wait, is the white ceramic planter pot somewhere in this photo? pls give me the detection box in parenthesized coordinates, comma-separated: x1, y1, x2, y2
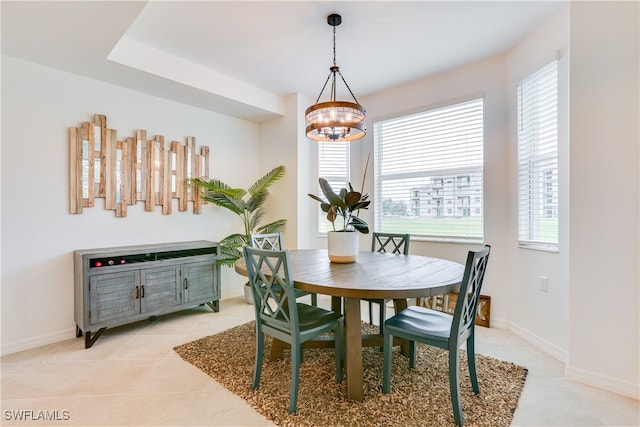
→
(244, 284, 254, 305)
(327, 231, 359, 263)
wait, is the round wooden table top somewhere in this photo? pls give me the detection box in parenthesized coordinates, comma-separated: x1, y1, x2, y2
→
(235, 249, 464, 299)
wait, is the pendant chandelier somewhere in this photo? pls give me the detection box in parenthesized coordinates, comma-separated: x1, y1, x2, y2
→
(305, 13, 366, 142)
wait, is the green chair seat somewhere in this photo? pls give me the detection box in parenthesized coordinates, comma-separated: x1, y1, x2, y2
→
(384, 305, 451, 341)
(264, 303, 342, 335)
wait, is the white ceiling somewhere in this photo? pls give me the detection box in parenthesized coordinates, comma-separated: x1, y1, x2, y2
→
(1, 1, 565, 122)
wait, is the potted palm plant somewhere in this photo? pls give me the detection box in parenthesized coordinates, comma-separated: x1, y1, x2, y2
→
(308, 177, 370, 262)
(191, 165, 287, 302)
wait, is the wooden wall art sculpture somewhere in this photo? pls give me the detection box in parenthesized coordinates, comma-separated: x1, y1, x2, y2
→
(69, 114, 209, 217)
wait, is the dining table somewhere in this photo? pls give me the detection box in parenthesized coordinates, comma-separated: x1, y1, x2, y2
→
(235, 248, 464, 401)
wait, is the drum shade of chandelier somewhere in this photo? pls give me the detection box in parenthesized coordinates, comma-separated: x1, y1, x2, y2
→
(305, 13, 366, 142)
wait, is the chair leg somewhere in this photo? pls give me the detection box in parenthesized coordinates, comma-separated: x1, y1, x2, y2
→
(368, 301, 374, 325)
(377, 300, 386, 351)
(449, 348, 463, 426)
(467, 333, 480, 394)
(409, 340, 417, 368)
(253, 329, 264, 390)
(331, 296, 342, 314)
(382, 329, 392, 393)
(289, 344, 301, 414)
(378, 299, 386, 333)
(335, 321, 344, 382)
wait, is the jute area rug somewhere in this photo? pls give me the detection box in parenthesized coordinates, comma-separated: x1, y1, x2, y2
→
(174, 321, 527, 427)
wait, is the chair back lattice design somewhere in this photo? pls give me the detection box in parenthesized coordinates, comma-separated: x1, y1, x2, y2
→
(372, 232, 410, 255)
(250, 232, 283, 251)
(451, 245, 491, 343)
(244, 246, 297, 332)
(251, 232, 317, 306)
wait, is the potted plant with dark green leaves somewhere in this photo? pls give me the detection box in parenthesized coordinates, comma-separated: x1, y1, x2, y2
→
(308, 177, 370, 263)
(191, 165, 287, 302)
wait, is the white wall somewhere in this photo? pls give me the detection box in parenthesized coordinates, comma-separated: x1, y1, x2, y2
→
(1, 56, 261, 354)
(259, 93, 312, 250)
(567, 1, 639, 399)
(505, 6, 570, 362)
(295, 93, 315, 250)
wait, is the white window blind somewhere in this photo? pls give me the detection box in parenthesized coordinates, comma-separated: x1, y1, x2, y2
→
(317, 142, 349, 233)
(373, 98, 484, 241)
(517, 61, 558, 249)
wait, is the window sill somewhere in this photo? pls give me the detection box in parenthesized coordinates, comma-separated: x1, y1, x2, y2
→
(518, 242, 559, 253)
(412, 236, 484, 245)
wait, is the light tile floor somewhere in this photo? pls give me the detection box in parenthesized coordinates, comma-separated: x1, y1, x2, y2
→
(1, 296, 638, 426)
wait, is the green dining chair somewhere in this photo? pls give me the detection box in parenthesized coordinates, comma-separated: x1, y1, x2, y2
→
(382, 245, 491, 426)
(250, 232, 317, 306)
(366, 232, 410, 332)
(243, 246, 344, 414)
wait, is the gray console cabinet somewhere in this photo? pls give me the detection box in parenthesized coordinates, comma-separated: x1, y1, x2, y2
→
(75, 241, 220, 348)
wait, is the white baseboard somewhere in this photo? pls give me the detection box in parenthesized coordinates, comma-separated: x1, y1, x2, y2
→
(487, 316, 508, 330)
(1, 296, 245, 357)
(504, 319, 569, 364)
(1, 328, 77, 356)
(502, 319, 639, 400)
(566, 364, 640, 400)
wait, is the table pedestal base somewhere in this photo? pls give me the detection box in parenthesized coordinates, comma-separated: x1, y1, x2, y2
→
(269, 297, 410, 402)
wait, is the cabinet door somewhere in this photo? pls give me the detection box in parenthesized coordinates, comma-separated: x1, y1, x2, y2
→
(140, 266, 181, 313)
(183, 261, 217, 303)
(90, 271, 139, 326)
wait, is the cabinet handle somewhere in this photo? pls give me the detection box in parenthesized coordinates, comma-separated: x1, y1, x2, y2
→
(135, 286, 140, 299)
(141, 285, 145, 298)
(184, 278, 188, 290)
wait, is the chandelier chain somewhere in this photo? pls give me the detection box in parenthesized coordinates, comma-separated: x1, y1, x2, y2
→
(314, 72, 333, 104)
(338, 70, 361, 105)
(333, 25, 337, 67)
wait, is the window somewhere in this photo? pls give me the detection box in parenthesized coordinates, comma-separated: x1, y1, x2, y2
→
(317, 141, 349, 233)
(373, 98, 484, 241)
(517, 61, 558, 250)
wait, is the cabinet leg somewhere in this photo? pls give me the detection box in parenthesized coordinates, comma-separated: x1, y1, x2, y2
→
(206, 300, 219, 312)
(76, 325, 83, 338)
(84, 327, 107, 349)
